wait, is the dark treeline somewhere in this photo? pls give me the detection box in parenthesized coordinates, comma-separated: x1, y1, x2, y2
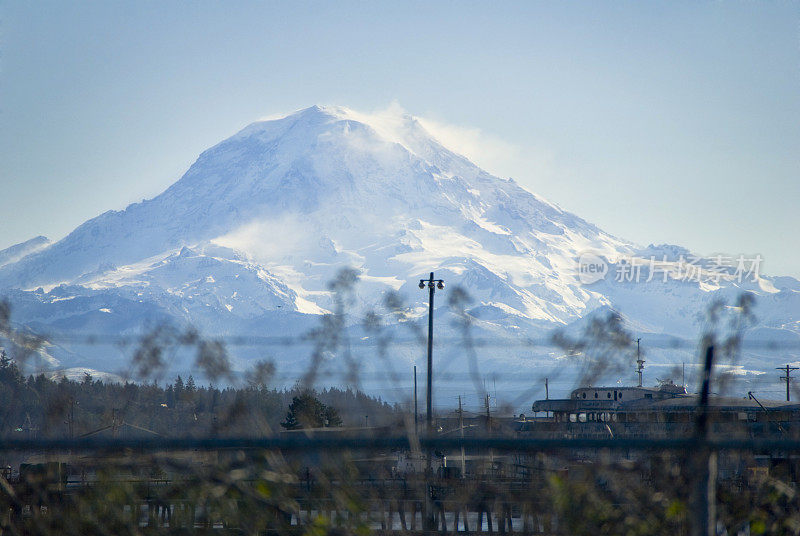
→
(0, 351, 400, 439)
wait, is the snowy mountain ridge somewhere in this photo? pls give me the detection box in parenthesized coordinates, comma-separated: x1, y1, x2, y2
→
(0, 105, 798, 381)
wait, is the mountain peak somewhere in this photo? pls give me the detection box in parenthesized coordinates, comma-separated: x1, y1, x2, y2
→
(234, 104, 435, 159)
(0, 104, 609, 290)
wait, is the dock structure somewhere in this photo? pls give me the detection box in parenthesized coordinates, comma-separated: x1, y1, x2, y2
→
(529, 383, 800, 439)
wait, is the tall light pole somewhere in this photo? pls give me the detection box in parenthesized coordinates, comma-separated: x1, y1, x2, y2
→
(419, 272, 444, 433)
(419, 272, 444, 532)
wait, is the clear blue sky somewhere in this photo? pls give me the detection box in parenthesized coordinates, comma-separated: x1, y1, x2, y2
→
(2, 1, 798, 276)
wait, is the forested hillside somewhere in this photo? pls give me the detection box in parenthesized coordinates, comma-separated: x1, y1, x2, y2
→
(0, 350, 399, 439)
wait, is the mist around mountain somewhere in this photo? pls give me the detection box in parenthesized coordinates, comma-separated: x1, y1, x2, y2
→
(1, 106, 798, 402)
(0, 236, 50, 269)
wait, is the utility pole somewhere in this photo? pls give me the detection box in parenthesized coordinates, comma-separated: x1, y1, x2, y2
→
(682, 362, 686, 391)
(418, 272, 444, 433)
(65, 397, 76, 439)
(413, 365, 418, 435)
(485, 394, 494, 465)
(636, 338, 644, 387)
(778, 365, 799, 402)
(545, 378, 549, 400)
(458, 395, 466, 478)
(485, 393, 491, 433)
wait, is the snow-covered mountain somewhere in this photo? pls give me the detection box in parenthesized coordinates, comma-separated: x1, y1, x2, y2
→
(1, 105, 798, 392)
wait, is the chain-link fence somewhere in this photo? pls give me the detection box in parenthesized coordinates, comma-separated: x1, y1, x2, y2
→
(3, 435, 800, 535)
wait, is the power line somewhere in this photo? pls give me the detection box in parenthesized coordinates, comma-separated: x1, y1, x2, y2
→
(4, 332, 799, 350)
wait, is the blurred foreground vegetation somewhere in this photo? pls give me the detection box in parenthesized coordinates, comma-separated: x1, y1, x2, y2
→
(1, 283, 799, 535)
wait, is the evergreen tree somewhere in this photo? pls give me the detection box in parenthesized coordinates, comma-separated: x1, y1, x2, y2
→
(0, 349, 21, 384)
(323, 405, 343, 427)
(281, 393, 342, 430)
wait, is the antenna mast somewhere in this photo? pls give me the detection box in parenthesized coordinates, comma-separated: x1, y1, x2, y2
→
(636, 338, 644, 387)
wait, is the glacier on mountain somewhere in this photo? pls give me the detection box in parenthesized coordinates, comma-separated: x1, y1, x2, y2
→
(0, 105, 797, 402)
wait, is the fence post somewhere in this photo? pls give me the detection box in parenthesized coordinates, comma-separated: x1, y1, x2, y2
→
(691, 342, 717, 536)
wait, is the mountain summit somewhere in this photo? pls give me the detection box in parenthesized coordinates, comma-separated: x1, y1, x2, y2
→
(1, 105, 798, 380)
(0, 105, 625, 321)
